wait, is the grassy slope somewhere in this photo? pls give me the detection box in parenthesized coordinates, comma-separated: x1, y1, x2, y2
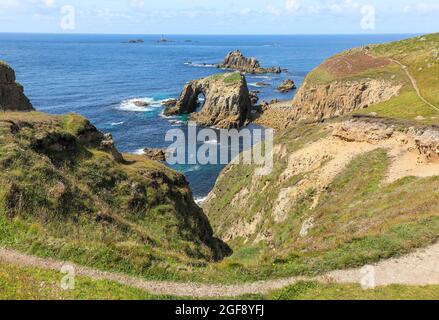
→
(0, 262, 168, 300)
(0, 111, 227, 282)
(202, 123, 439, 283)
(199, 34, 439, 283)
(358, 33, 439, 122)
(267, 282, 439, 300)
(304, 33, 439, 124)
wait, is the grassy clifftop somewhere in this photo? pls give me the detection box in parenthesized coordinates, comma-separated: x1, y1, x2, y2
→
(257, 33, 439, 129)
(0, 111, 229, 281)
(305, 33, 439, 123)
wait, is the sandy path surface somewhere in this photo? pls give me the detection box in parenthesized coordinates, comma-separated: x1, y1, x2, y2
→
(1, 243, 438, 297)
(389, 57, 439, 113)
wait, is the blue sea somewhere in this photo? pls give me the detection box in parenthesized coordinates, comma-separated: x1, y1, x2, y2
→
(0, 33, 412, 200)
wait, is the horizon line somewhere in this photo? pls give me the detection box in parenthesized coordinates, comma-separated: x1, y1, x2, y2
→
(0, 31, 425, 37)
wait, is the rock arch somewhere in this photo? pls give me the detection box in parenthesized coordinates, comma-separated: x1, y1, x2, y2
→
(164, 72, 252, 129)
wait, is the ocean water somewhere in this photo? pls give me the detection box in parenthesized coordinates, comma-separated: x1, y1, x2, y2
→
(0, 33, 412, 199)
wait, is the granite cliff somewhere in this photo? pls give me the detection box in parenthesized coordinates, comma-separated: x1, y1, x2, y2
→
(164, 72, 252, 129)
(0, 62, 230, 281)
(0, 62, 34, 112)
(218, 50, 281, 74)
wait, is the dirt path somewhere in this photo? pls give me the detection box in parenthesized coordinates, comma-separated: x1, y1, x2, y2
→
(1, 243, 439, 297)
(390, 58, 439, 113)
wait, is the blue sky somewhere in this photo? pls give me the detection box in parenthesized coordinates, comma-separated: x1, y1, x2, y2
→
(0, 0, 438, 34)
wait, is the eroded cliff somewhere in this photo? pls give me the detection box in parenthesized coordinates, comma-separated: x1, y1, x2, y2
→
(218, 50, 281, 74)
(0, 62, 34, 112)
(164, 72, 252, 129)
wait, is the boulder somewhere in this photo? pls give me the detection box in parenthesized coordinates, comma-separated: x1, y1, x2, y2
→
(218, 50, 281, 74)
(249, 91, 259, 105)
(128, 39, 144, 43)
(161, 99, 177, 108)
(143, 148, 167, 161)
(277, 79, 297, 93)
(164, 72, 252, 129)
(132, 100, 150, 107)
(0, 62, 34, 112)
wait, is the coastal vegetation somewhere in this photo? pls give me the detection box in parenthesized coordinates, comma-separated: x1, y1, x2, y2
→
(1, 33, 439, 299)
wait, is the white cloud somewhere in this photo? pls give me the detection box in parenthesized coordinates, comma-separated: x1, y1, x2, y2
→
(129, 0, 144, 9)
(239, 8, 251, 16)
(328, 0, 361, 14)
(414, 2, 439, 14)
(285, 0, 301, 13)
(266, 4, 280, 16)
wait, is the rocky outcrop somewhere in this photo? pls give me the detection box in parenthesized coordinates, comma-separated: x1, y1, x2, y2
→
(249, 91, 259, 105)
(164, 72, 252, 129)
(256, 78, 402, 129)
(143, 148, 167, 161)
(277, 79, 297, 93)
(161, 99, 177, 108)
(128, 39, 144, 43)
(334, 118, 439, 163)
(218, 50, 281, 74)
(288, 79, 402, 124)
(0, 111, 231, 266)
(0, 62, 34, 112)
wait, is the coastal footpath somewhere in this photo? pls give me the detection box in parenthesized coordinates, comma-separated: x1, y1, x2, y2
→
(1, 33, 439, 299)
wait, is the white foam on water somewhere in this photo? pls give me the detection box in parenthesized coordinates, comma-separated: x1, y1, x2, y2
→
(184, 165, 202, 173)
(185, 62, 216, 68)
(195, 196, 208, 205)
(110, 122, 124, 126)
(133, 148, 145, 155)
(169, 120, 185, 126)
(249, 82, 264, 88)
(117, 97, 167, 112)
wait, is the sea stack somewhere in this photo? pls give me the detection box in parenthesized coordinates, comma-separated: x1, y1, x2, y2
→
(218, 50, 281, 74)
(277, 79, 297, 93)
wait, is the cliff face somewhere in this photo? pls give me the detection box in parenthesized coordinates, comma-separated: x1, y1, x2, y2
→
(218, 50, 281, 74)
(0, 112, 230, 272)
(203, 34, 439, 278)
(255, 49, 411, 129)
(0, 62, 34, 112)
(165, 72, 252, 129)
(0, 64, 230, 279)
(204, 117, 439, 271)
(289, 79, 402, 123)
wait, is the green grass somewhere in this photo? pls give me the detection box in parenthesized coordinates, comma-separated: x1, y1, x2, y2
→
(268, 282, 439, 300)
(0, 262, 176, 300)
(0, 111, 228, 284)
(3, 262, 439, 300)
(301, 33, 439, 124)
(223, 72, 243, 84)
(200, 123, 439, 283)
(354, 89, 439, 122)
(371, 33, 439, 107)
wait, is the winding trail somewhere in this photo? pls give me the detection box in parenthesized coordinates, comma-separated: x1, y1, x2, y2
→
(390, 58, 439, 113)
(1, 244, 439, 297)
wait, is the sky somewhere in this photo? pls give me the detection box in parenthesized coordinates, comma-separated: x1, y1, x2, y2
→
(0, 0, 438, 34)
